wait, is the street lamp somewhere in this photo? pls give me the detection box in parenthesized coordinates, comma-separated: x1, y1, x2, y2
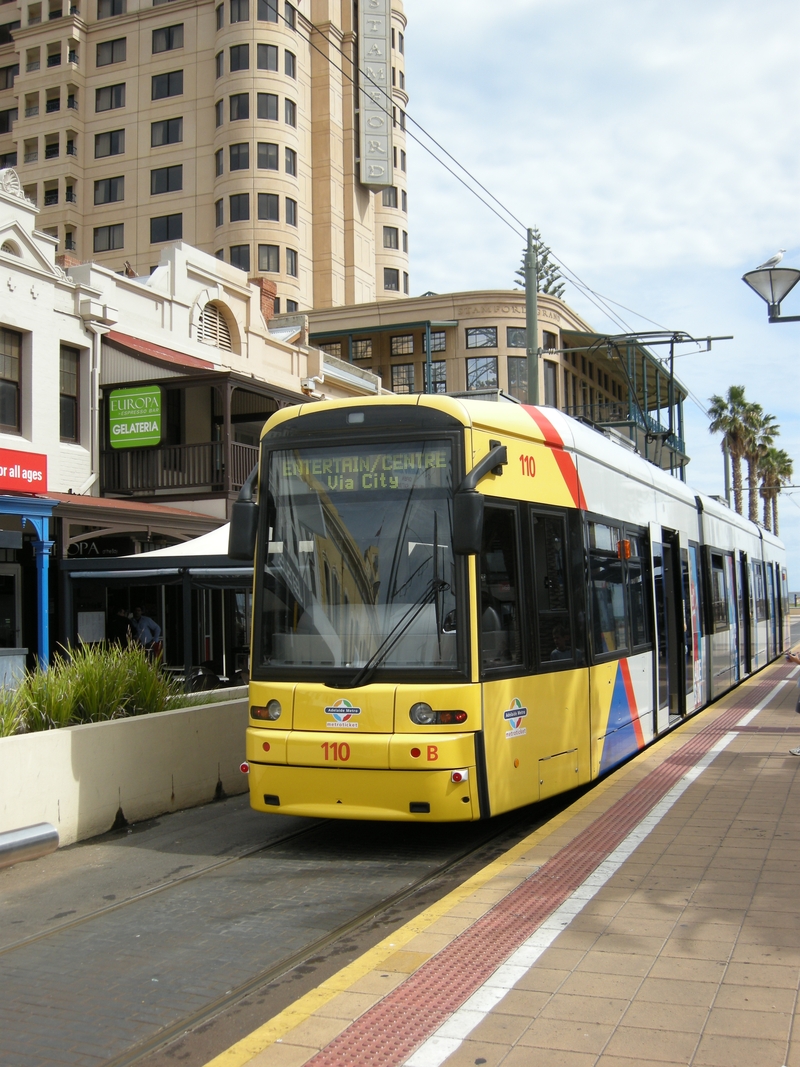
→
(742, 266, 800, 323)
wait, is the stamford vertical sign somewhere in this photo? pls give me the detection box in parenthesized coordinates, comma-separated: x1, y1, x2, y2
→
(109, 386, 163, 448)
(358, 0, 393, 188)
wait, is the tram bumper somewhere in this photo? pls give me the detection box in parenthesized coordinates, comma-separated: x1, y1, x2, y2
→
(245, 728, 478, 821)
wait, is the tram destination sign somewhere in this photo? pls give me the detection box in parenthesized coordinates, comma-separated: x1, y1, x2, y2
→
(282, 446, 451, 493)
(358, 0, 393, 188)
(109, 385, 163, 449)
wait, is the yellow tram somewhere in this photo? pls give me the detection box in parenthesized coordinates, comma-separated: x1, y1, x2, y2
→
(229, 395, 789, 821)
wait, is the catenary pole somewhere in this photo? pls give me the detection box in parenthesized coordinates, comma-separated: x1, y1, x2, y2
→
(525, 228, 539, 405)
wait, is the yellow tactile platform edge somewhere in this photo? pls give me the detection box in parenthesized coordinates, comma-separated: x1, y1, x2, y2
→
(204, 672, 775, 1067)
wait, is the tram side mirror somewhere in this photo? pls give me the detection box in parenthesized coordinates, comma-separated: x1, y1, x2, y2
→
(453, 490, 484, 555)
(229, 465, 260, 561)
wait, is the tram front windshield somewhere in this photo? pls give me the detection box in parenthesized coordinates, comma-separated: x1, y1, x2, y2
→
(256, 440, 459, 678)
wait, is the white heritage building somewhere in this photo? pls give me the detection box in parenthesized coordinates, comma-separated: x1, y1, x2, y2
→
(0, 167, 381, 673)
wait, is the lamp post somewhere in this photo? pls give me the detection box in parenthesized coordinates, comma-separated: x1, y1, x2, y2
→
(742, 266, 800, 322)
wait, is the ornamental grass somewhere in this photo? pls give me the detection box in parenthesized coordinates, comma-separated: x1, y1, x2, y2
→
(0, 644, 188, 737)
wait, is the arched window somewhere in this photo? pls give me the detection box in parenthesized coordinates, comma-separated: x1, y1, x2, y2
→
(197, 301, 233, 351)
(1, 240, 20, 256)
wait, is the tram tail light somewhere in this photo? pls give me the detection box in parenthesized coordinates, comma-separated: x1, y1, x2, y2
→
(240, 762, 250, 774)
(451, 769, 469, 783)
(409, 702, 468, 725)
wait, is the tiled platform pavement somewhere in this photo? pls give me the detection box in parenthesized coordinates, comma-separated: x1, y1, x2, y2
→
(206, 660, 800, 1067)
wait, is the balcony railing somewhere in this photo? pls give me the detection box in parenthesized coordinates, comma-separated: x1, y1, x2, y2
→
(45, 98, 60, 112)
(565, 401, 685, 457)
(101, 441, 258, 494)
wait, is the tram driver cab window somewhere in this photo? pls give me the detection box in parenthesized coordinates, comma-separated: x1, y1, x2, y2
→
(479, 505, 523, 671)
(531, 511, 580, 667)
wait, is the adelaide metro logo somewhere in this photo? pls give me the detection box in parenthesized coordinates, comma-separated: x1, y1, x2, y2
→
(323, 698, 361, 729)
(504, 697, 528, 739)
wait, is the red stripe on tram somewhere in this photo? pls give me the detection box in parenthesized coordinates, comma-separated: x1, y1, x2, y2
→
(522, 405, 587, 510)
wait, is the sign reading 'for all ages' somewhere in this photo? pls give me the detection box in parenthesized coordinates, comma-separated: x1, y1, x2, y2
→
(109, 386, 163, 449)
(0, 448, 47, 492)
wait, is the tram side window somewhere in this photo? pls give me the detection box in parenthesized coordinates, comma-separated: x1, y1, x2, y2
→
(708, 551, 730, 632)
(627, 534, 649, 649)
(531, 511, 576, 666)
(752, 561, 767, 621)
(589, 521, 627, 657)
(479, 506, 523, 671)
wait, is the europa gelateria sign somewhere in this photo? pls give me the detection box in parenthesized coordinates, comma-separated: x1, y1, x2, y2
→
(109, 385, 163, 449)
(0, 449, 47, 492)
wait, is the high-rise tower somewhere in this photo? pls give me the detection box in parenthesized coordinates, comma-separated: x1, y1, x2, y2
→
(0, 0, 409, 310)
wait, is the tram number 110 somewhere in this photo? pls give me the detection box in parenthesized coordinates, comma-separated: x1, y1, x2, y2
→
(321, 741, 350, 761)
(520, 455, 536, 478)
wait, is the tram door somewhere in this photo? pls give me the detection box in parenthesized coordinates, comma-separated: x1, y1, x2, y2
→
(738, 553, 752, 676)
(650, 525, 684, 731)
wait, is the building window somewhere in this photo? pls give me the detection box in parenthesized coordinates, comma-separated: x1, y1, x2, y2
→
(215, 3, 223, 28)
(95, 82, 125, 111)
(257, 141, 278, 169)
(382, 186, 397, 208)
(258, 192, 278, 221)
(423, 330, 446, 353)
(424, 361, 447, 394)
(93, 223, 123, 252)
(230, 244, 250, 271)
(214, 148, 223, 175)
(97, 0, 124, 17)
(319, 342, 341, 358)
(257, 43, 277, 70)
(257, 92, 277, 120)
(94, 175, 124, 203)
(403, 272, 409, 294)
(229, 142, 249, 169)
(466, 356, 498, 390)
(507, 357, 527, 402)
(150, 212, 182, 242)
(400, 149, 406, 172)
(507, 327, 526, 348)
(543, 330, 558, 350)
(401, 189, 407, 211)
(229, 193, 249, 221)
(230, 92, 249, 120)
(257, 0, 277, 20)
(543, 359, 557, 406)
(284, 50, 295, 77)
(94, 129, 124, 157)
(391, 364, 414, 394)
(151, 70, 183, 99)
(285, 197, 297, 226)
(352, 338, 372, 359)
(286, 300, 298, 312)
(198, 302, 232, 350)
(286, 248, 297, 276)
(383, 226, 398, 249)
(230, 0, 248, 20)
(402, 230, 408, 253)
(229, 43, 248, 70)
(390, 334, 413, 356)
(152, 24, 183, 53)
(258, 243, 279, 272)
(0, 328, 21, 432)
(60, 345, 79, 441)
(215, 50, 223, 77)
(284, 2, 295, 29)
(215, 199, 223, 226)
(466, 326, 497, 349)
(215, 99, 223, 126)
(284, 98, 296, 126)
(150, 164, 182, 194)
(384, 268, 400, 291)
(151, 117, 182, 145)
(96, 37, 125, 65)
(285, 147, 297, 175)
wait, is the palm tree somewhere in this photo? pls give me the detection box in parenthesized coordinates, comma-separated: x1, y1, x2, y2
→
(743, 404, 778, 524)
(707, 386, 749, 515)
(759, 447, 794, 536)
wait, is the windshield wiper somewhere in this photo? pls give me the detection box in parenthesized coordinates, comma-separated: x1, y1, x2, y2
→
(330, 578, 450, 690)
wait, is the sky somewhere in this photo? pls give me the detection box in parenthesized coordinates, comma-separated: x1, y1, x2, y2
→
(401, 0, 800, 584)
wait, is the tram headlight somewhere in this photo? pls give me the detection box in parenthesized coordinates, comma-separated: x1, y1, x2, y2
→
(410, 702, 437, 725)
(251, 699, 282, 721)
(409, 704, 468, 726)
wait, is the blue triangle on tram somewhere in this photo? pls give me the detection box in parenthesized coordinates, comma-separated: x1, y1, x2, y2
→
(599, 664, 638, 774)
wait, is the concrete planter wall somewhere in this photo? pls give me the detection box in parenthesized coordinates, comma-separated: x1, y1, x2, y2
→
(0, 694, 249, 847)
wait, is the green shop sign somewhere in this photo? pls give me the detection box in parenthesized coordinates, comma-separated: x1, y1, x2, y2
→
(109, 386, 163, 449)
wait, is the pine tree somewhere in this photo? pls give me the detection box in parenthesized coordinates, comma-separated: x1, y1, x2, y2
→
(514, 228, 566, 299)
